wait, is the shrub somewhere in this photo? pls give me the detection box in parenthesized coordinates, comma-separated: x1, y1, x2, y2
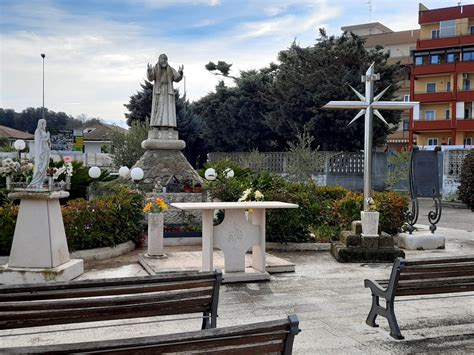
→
(458, 150, 474, 210)
(63, 186, 144, 251)
(333, 192, 363, 228)
(0, 203, 18, 255)
(374, 191, 409, 235)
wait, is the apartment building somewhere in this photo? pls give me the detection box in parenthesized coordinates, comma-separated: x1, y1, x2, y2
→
(410, 3, 474, 148)
(342, 22, 419, 151)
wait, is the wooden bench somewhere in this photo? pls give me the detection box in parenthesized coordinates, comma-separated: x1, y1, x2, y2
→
(0, 270, 221, 330)
(364, 256, 474, 339)
(6, 315, 301, 354)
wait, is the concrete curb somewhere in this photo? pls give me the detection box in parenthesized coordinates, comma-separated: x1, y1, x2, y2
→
(71, 241, 135, 262)
(266, 242, 331, 251)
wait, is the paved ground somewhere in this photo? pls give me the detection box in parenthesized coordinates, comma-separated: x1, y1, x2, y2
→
(1, 205, 473, 354)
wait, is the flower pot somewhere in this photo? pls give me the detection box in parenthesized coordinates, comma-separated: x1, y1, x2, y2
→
(361, 211, 379, 236)
(48, 177, 54, 191)
(148, 213, 164, 256)
(183, 185, 193, 193)
(194, 185, 202, 193)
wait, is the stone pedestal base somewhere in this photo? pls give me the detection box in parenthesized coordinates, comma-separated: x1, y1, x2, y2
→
(398, 232, 445, 250)
(134, 149, 202, 192)
(331, 220, 404, 263)
(222, 269, 270, 283)
(7, 191, 72, 268)
(0, 259, 84, 284)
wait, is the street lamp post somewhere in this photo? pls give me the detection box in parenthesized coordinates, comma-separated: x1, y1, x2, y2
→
(41, 53, 45, 120)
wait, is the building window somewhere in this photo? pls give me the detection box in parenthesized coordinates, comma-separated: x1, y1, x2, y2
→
(402, 120, 409, 131)
(447, 137, 452, 145)
(447, 53, 455, 63)
(430, 55, 440, 64)
(447, 81, 451, 91)
(463, 51, 474, 61)
(471, 26, 474, 35)
(445, 109, 450, 120)
(415, 56, 423, 65)
(426, 83, 436, 93)
(403, 94, 410, 102)
(465, 102, 472, 119)
(465, 137, 473, 145)
(425, 110, 435, 120)
(463, 79, 471, 91)
(427, 138, 438, 146)
(440, 20, 456, 38)
(432, 29, 440, 39)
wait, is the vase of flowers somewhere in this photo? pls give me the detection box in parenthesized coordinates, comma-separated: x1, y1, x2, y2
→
(361, 198, 379, 236)
(238, 188, 264, 223)
(144, 197, 168, 257)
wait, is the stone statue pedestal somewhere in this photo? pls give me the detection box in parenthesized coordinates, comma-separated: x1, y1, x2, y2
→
(134, 127, 202, 192)
(0, 191, 84, 284)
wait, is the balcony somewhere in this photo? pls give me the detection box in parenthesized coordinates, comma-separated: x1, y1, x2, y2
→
(417, 34, 474, 49)
(457, 88, 474, 101)
(457, 118, 474, 130)
(413, 120, 452, 131)
(413, 63, 456, 75)
(413, 90, 454, 102)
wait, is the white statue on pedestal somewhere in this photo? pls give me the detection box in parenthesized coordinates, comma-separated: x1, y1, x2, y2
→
(147, 54, 183, 128)
(28, 119, 50, 189)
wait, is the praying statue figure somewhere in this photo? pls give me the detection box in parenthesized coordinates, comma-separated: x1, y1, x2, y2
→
(28, 119, 50, 189)
(147, 54, 183, 128)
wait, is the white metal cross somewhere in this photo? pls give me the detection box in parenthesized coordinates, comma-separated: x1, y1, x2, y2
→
(323, 63, 419, 211)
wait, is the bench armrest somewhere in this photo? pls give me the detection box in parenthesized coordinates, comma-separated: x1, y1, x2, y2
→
(364, 279, 387, 297)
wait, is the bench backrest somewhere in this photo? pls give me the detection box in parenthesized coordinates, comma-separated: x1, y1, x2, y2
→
(392, 256, 474, 297)
(0, 271, 221, 330)
(7, 315, 301, 354)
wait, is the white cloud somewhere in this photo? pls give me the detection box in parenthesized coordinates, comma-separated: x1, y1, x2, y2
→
(132, 0, 221, 8)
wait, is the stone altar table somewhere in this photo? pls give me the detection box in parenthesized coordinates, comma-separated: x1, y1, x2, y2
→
(171, 201, 298, 282)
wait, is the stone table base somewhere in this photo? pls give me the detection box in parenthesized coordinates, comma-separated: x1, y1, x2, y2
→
(398, 232, 446, 250)
(0, 259, 83, 285)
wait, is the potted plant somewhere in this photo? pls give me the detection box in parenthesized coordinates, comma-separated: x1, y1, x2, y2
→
(194, 183, 202, 193)
(182, 178, 193, 193)
(360, 197, 379, 236)
(143, 197, 168, 256)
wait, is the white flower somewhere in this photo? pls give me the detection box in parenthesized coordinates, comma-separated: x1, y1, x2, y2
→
(254, 190, 264, 201)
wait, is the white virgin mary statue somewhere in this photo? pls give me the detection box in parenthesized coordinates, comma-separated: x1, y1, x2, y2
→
(28, 119, 50, 189)
(147, 54, 183, 128)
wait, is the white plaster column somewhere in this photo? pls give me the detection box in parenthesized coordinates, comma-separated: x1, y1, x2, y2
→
(251, 208, 266, 273)
(147, 213, 164, 256)
(201, 209, 214, 271)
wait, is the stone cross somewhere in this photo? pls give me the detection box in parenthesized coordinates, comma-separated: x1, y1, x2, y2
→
(324, 63, 419, 211)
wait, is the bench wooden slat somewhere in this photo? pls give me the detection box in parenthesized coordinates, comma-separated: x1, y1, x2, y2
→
(5, 316, 300, 354)
(0, 280, 215, 302)
(396, 283, 474, 296)
(0, 271, 219, 294)
(399, 270, 473, 280)
(397, 275, 474, 288)
(0, 298, 212, 329)
(0, 289, 213, 312)
(403, 256, 474, 266)
(401, 263, 474, 274)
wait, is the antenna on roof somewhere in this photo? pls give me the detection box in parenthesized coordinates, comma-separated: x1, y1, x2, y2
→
(367, 0, 373, 35)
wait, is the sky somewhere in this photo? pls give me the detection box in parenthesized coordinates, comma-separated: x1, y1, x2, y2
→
(0, 0, 465, 126)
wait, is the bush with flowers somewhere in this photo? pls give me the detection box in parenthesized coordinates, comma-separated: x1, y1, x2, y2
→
(238, 188, 264, 202)
(205, 159, 409, 243)
(0, 186, 144, 255)
(143, 197, 168, 214)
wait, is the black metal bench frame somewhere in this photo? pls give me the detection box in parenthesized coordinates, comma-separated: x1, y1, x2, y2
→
(0, 270, 222, 331)
(364, 256, 474, 339)
(5, 315, 300, 354)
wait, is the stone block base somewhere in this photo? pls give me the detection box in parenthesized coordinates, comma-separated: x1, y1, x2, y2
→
(331, 241, 405, 263)
(222, 269, 270, 283)
(0, 259, 84, 285)
(398, 232, 445, 250)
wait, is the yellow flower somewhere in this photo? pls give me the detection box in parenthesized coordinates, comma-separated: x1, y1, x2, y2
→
(143, 202, 153, 213)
